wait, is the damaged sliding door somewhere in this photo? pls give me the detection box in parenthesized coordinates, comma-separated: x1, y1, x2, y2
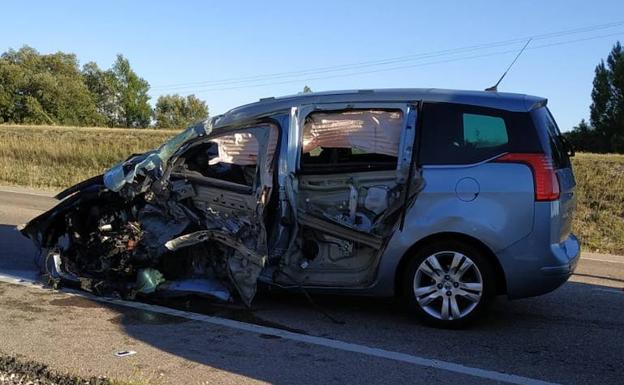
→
(278, 103, 423, 287)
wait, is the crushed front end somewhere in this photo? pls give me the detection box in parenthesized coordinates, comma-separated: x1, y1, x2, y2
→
(19, 120, 274, 306)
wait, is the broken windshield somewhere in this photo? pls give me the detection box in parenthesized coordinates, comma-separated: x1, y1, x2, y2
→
(104, 121, 208, 192)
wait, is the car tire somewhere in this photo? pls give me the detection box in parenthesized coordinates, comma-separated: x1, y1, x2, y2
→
(403, 240, 496, 328)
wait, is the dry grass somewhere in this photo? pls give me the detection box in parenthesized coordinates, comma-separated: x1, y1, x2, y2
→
(1, 125, 623, 254)
(571, 153, 624, 255)
(0, 124, 178, 189)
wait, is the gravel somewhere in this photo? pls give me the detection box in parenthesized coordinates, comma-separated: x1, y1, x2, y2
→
(0, 356, 113, 385)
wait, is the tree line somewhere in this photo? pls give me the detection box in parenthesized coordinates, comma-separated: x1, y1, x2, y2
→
(0, 46, 208, 129)
(564, 41, 624, 153)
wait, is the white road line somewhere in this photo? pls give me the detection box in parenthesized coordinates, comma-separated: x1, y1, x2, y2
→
(0, 188, 56, 198)
(592, 288, 624, 295)
(0, 272, 41, 285)
(0, 272, 561, 385)
(582, 256, 624, 264)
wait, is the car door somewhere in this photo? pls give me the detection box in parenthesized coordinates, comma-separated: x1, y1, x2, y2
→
(277, 103, 423, 287)
(164, 123, 279, 304)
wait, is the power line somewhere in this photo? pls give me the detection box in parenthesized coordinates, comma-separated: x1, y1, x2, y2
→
(154, 20, 624, 89)
(151, 20, 624, 91)
(181, 31, 624, 93)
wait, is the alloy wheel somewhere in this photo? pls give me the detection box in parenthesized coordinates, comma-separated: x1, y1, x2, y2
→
(412, 251, 483, 321)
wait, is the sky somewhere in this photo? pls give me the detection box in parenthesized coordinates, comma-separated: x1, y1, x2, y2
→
(1, 0, 623, 131)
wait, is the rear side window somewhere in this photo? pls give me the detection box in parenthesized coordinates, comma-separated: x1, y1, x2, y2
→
(420, 102, 541, 165)
(462, 113, 508, 148)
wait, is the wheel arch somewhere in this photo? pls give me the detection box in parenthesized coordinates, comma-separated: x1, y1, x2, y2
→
(393, 232, 507, 297)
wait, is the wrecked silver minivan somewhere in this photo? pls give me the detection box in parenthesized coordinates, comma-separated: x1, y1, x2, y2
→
(21, 89, 580, 327)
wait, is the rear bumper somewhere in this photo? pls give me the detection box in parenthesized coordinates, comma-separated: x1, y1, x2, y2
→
(499, 233, 581, 299)
(540, 233, 580, 276)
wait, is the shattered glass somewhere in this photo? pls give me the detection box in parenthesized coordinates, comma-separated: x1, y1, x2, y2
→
(104, 121, 207, 193)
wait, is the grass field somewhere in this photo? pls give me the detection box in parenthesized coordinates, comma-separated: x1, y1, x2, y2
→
(570, 153, 624, 255)
(1, 124, 623, 255)
(0, 124, 177, 189)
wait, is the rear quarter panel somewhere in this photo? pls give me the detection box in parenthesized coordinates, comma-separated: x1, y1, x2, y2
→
(373, 162, 535, 295)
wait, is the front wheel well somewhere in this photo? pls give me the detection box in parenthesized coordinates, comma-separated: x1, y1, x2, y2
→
(394, 232, 507, 296)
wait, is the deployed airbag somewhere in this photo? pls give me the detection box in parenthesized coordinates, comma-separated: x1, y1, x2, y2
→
(302, 110, 403, 156)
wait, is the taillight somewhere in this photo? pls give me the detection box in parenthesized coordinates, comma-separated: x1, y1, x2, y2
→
(494, 153, 560, 201)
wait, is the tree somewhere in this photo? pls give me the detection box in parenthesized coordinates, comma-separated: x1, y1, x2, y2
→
(82, 62, 122, 127)
(589, 41, 624, 152)
(0, 47, 155, 128)
(111, 55, 151, 128)
(302, 85, 313, 93)
(154, 94, 209, 129)
(0, 46, 103, 125)
(563, 119, 603, 153)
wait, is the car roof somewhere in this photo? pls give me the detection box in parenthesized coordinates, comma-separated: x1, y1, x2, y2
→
(212, 88, 547, 128)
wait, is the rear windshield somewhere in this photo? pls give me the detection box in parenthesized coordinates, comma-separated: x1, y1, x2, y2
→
(531, 107, 571, 168)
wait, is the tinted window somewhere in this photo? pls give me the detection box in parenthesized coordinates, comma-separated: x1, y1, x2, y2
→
(462, 113, 508, 148)
(420, 103, 541, 165)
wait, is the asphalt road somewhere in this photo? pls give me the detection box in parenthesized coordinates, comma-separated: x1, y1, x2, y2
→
(0, 188, 623, 385)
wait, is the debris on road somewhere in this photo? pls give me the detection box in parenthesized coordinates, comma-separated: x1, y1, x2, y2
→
(114, 351, 137, 358)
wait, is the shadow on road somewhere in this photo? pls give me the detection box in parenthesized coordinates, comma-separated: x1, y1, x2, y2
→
(109, 280, 624, 384)
(96, 279, 621, 385)
(2, 223, 622, 384)
(0, 224, 39, 277)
